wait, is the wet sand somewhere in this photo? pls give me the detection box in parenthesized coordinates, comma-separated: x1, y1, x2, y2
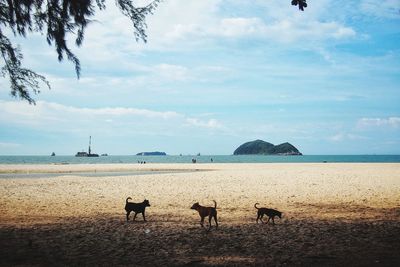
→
(1, 163, 399, 266)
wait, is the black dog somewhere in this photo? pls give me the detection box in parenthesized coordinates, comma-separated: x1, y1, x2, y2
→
(254, 203, 282, 225)
(125, 197, 151, 222)
(190, 200, 218, 230)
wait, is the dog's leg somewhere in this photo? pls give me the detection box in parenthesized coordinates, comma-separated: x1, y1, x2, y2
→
(256, 214, 260, 223)
(133, 212, 138, 221)
(142, 211, 146, 222)
(208, 215, 213, 230)
(200, 216, 205, 227)
(126, 211, 131, 221)
(214, 213, 218, 229)
(260, 214, 264, 224)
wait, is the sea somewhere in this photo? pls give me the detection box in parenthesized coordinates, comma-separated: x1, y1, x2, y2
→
(0, 155, 399, 164)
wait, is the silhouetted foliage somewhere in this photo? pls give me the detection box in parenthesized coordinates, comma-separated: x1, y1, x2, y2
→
(0, 30, 49, 103)
(1, 0, 305, 104)
(291, 0, 307, 11)
(0, 0, 160, 104)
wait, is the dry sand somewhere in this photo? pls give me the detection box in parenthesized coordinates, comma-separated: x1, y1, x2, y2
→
(0, 163, 399, 266)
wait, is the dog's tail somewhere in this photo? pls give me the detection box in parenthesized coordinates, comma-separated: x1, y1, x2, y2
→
(213, 200, 217, 209)
(254, 203, 260, 209)
(126, 197, 132, 204)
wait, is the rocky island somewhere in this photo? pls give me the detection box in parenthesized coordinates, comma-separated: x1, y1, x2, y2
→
(234, 140, 302, 155)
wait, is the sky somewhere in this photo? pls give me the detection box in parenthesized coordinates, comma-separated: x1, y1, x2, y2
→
(0, 0, 400, 155)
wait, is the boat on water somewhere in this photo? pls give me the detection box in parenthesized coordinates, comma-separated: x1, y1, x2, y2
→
(75, 136, 99, 157)
(51, 152, 56, 156)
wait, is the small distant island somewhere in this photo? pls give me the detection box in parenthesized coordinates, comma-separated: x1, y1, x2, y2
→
(136, 152, 167, 156)
(234, 140, 302, 155)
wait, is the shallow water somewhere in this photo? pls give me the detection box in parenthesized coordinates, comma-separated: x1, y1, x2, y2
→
(0, 170, 194, 179)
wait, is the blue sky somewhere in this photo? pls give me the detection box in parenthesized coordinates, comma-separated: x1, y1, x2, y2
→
(1, 0, 399, 155)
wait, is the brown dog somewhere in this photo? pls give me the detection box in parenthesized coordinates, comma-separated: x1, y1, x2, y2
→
(125, 197, 151, 222)
(254, 203, 282, 225)
(191, 200, 218, 230)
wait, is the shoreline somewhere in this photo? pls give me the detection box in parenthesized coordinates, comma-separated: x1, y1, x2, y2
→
(1, 161, 400, 173)
(1, 154, 400, 166)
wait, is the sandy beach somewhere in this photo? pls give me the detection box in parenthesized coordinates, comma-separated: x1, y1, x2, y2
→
(1, 163, 399, 266)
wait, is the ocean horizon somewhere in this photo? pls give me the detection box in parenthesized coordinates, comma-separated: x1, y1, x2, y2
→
(0, 155, 399, 164)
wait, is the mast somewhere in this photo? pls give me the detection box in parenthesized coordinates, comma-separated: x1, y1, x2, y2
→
(88, 136, 92, 155)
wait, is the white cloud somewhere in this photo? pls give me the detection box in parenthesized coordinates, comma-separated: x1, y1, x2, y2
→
(330, 133, 344, 142)
(165, 24, 205, 41)
(264, 20, 355, 43)
(147, 0, 356, 45)
(185, 118, 223, 129)
(76, 0, 355, 52)
(154, 64, 190, 81)
(7, 0, 358, 81)
(146, 0, 221, 41)
(0, 100, 180, 122)
(357, 117, 400, 128)
(218, 18, 265, 37)
(0, 100, 225, 134)
(360, 0, 400, 19)
(0, 142, 21, 148)
(332, 26, 356, 39)
(160, 16, 356, 44)
(329, 132, 369, 142)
